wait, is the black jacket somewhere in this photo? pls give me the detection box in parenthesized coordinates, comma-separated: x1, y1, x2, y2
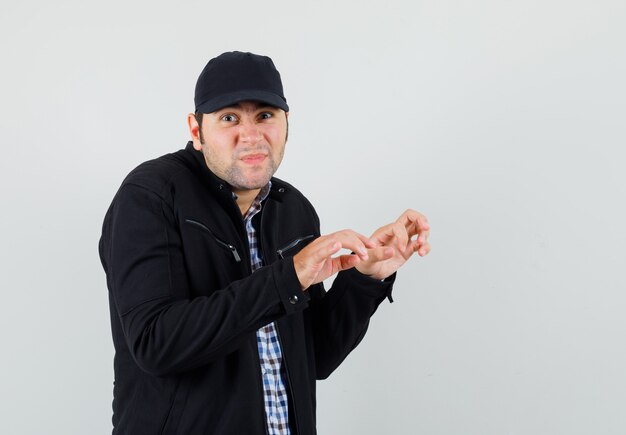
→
(99, 142, 395, 434)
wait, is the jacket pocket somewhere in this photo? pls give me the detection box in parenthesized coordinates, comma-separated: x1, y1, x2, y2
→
(159, 377, 191, 435)
(185, 218, 242, 262)
(277, 235, 315, 259)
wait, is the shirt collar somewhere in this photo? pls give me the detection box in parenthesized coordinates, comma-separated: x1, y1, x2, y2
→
(239, 181, 272, 221)
(232, 181, 272, 202)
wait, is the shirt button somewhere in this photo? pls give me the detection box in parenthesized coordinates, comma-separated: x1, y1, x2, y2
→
(289, 295, 299, 304)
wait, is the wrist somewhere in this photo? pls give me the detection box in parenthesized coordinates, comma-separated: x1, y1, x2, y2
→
(355, 265, 386, 281)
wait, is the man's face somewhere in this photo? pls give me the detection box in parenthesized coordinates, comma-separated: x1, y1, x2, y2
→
(191, 101, 288, 192)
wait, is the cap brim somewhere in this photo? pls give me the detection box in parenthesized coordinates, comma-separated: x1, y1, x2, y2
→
(196, 90, 289, 114)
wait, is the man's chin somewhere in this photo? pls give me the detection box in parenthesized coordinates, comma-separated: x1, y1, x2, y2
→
(230, 176, 273, 191)
(226, 164, 276, 191)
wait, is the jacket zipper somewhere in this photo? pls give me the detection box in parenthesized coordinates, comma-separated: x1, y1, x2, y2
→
(276, 235, 315, 259)
(274, 325, 299, 434)
(260, 209, 301, 435)
(243, 210, 270, 435)
(184, 219, 242, 262)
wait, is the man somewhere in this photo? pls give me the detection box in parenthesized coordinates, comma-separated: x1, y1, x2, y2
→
(99, 51, 430, 435)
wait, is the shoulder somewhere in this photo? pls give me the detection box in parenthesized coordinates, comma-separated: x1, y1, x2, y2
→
(269, 177, 320, 227)
(270, 177, 312, 205)
(119, 149, 193, 201)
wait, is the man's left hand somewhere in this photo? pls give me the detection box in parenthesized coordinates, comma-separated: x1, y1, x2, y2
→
(355, 209, 431, 280)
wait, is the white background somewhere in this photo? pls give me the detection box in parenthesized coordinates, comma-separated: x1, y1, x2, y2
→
(1, 0, 625, 434)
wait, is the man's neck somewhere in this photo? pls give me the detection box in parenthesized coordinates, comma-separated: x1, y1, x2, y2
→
(234, 188, 262, 215)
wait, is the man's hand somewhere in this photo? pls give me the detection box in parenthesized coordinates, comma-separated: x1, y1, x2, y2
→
(355, 209, 431, 280)
(293, 230, 374, 290)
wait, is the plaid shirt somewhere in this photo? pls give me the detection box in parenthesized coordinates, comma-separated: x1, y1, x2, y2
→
(241, 182, 291, 435)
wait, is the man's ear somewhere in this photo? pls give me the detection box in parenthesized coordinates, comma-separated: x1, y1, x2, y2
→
(187, 113, 202, 150)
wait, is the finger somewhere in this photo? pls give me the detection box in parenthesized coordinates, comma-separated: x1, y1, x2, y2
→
(370, 223, 396, 246)
(366, 246, 395, 262)
(398, 209, 430, 236)
(356, 231, 377, 249)
(329, 253, 361, 273)
(371, 221, 407, 250)
(332, 230, 371, 260)
(310, 238, 341, 263)
(409, 239, 431, 257)
(401, 239, 418, 259)
(334, 229, 376, 249)
(416, 215, 430, 233)
(417, 229, 430, 245)
(391, 221, 409, 252)
(418, 242, 431, 257)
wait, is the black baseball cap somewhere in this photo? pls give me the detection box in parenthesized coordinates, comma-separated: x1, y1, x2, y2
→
(194, 51, 289, 114)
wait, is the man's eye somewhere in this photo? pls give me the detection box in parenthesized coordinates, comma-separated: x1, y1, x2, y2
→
(260, 112, 273, 120)
(221, 114, 238, 122)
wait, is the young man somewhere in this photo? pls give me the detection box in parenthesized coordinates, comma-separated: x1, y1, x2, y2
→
(99, 51, 430, 435)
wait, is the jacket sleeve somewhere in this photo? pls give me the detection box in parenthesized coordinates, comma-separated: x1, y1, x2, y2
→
(308, 268, 395, 379)
(100, 184, 310, 377)
(296, 201, 396, 380)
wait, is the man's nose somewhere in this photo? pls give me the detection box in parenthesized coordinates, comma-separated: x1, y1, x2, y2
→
(239, 121, 262, 144)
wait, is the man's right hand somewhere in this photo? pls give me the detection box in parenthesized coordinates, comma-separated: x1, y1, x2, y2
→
(293, 230, 374, 290)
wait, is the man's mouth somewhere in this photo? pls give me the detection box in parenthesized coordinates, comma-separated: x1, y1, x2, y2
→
(241, 154, 268, 164)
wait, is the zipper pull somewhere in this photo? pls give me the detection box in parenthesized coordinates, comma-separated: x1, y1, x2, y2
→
(277, 235, 315, 259)
(228, 245, 242, 262)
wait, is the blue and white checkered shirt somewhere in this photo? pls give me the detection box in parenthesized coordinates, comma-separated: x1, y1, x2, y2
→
(242, 182, 291, 435)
